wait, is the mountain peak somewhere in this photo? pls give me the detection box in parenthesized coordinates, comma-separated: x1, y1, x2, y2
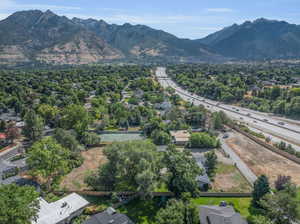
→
(44, 9, 55, 15)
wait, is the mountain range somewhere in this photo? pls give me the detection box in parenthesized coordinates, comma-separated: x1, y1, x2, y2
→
(0, 10, 300, 66)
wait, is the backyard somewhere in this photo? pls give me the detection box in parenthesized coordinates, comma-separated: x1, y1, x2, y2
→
(211, 162, 252, 193)
(60, 147, 106, 191)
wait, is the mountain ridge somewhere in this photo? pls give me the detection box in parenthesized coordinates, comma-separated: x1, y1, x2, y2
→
(1, 10, 300, 66)
(198, 18, 300, 60)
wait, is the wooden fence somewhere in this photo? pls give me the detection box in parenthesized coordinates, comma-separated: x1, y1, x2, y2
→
(55, 190, 251, 198)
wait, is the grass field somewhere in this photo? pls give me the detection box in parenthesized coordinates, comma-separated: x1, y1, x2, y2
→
(191, 197, 251, 217)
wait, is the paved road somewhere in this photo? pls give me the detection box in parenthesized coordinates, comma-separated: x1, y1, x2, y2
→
(248, 126, 300, 152)
(219, 134, 257, 185)
(156, 67, 300, 146)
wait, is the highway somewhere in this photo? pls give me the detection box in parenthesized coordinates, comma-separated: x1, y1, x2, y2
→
(156, 67, 300, 146)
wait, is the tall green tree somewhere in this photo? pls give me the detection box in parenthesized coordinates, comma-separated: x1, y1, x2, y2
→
(252, 175, 270, 208)
(27, 137, 70, 191)
(60, 104, 91, 136)
(155, 198, 199, 224)
(163, 145, 202, 196)
(204, 151, 218, 178)
(0, 184, 39, 224)
(23, 110, 44, 141)
(86, 140, 161, 198)
(260, 183, 300, 224)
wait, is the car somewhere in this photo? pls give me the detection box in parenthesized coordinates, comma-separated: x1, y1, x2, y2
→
(223, 134, 229, 139)
(278, 122, 285, 125)
(263, 119, 268, 122)
(240, 117, 244, 120)
(253, 120, 257, 123)
(247, 113, 251, 116)
(236, 109, 240, 112)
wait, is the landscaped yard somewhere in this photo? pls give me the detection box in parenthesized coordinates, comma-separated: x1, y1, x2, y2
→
(211, 162, 252, 193)
(60, 147, 106, 191)
(84, 195, 251, 224)
(191, 197, 251, 218)
(118, 198, 161, 224)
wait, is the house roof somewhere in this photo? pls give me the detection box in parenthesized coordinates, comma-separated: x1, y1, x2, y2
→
(200, 205, 247, 224)
(0, 133, 7, 139)
(194, 156, 211, 185)
(170, 130, 190, 142)
(83, 207, 134, 224)
(32, 193, 89, 224)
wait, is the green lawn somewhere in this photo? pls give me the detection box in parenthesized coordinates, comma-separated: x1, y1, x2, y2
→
(191, 197, 252, 217)
(118, 198, 161, 224)
(84, 195, 251, 223)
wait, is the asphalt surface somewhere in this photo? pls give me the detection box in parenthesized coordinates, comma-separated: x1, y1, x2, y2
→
(156, 67, 300, 146)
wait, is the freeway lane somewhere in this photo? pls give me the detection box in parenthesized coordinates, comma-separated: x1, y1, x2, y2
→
(156, 67, 300, 145)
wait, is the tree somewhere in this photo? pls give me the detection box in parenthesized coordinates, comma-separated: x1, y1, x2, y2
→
(163, 145, 202, 196)
(60, 104, 91, 137)
(151, 130, 171, 145)
(204, 151, 218, 178)
(260, 183, 300, 224)
(86, 140, 161, 198)
(81, 132, 101, 147)
(252, 175, 270, 208)
(0, 184, 39, 224)
(53, 128, 82, 152)
(274, 175, 291, 191)
(5, 123, 20, 144)
(0, 120, 6, 132)
(188, 133, 219, 149)
(37, 104, 60, 127)
(27, 137, 70, 191)
(249, 215, 274, 224)
(23, 110, 44, 141)
(155, 199, 199, 224)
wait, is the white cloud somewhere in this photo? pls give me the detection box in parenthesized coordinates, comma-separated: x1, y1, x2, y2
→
(206, 8, 234, 13)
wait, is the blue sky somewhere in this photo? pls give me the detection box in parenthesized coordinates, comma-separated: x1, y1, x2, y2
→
(0, 0, 300, 39)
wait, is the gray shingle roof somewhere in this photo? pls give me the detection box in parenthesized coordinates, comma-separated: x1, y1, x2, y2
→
(84, 208, 134, 224)
(200, 205, 248, 224)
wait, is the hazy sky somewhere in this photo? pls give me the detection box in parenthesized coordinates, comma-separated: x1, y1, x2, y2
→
(0, 0, 300, 39)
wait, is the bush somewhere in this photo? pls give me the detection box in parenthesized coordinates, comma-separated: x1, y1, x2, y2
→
(188, 133, 219, 148)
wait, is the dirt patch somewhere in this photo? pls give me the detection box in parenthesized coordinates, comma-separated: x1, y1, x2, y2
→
(227, 132, 300, 186)
(60, 147, 107, 191)
(212, 157, 252, 193)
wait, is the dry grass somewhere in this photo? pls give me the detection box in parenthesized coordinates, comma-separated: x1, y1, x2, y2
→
(60, 147, 107, 191)
(227, 133, 300, 186)
(212, 152, 252, 193)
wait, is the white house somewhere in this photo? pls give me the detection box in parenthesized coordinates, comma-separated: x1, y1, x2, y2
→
(32, 193, 89, 224)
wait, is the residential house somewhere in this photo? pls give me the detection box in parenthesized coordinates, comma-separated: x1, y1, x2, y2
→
(195, 159, 211, 189)
(170, 130, 190, 146)
(200, 202, 248, 224)
(154, 101, 172, 111)
(83, 207, 134, 224)
(32, 193, 89, 224)
(0, 133, 7, 146)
